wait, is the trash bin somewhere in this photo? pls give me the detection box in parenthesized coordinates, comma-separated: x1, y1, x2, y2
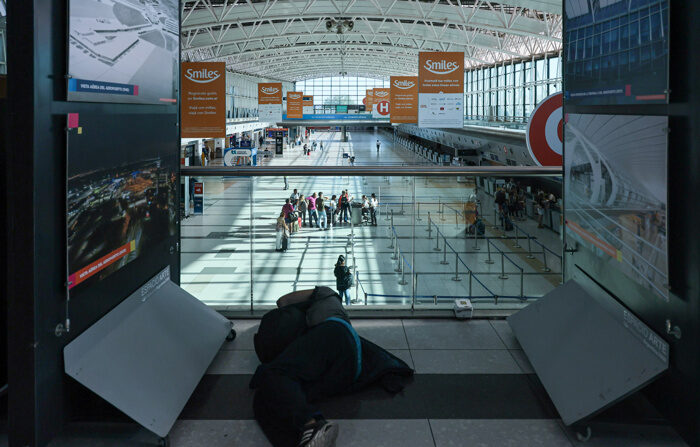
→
(351, 203, 363, 225)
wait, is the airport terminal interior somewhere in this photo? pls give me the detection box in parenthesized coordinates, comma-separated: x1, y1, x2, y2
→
(3, 0, 700, 446)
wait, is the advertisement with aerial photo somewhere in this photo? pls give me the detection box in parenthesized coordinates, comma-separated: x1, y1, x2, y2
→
(564, 114, 668, 300)
(67, 157, 177, 291)
(67, 0, 179, 104)
(564, 0, 669, 105)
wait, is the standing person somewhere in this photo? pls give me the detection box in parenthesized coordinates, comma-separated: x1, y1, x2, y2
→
(328, 195, 337, 227)
(200, 146, 207, 167)
(298, 195, 308, 228)
(340, 191, 350, 223)
(361, 195, 370, 222)
(376, 140, 381, 152)
(290, 188, 299, 202)
(317, 193, 327, 231)
(370, 193, 378, 226)
(334, 255, 353, 305)
(320, 141, 324, 151)
(308, 193, 319, 228)
(275, 212, 289, 252)
(283, 176, 289, 190)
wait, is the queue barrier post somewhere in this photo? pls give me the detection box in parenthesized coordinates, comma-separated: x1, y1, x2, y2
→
(427, 213, 433, 239)
(499, 252, 509, 280)
(452, 253, 462, 282)
(455, 210, 459, 227)
(472, 224, 480, 250)
(520, 268, 524, 298)
(438, 198, 442, 214)
(434, 229, 441, 251)
(416, 202, 422, 221)
(364, 292, 368, 306)
(399, 259, 408, 285)
(468, 270, 473, 297)
(526, 234, 534, 259)
(485, 238, 494, 264)
(400, 196, 405, 215)
(542, 248, 551, 272)
(513, 225, 521, 248)
(440, 237, 449, 265)
(395, 248, 402, 272)
(392, 236, 399, 260)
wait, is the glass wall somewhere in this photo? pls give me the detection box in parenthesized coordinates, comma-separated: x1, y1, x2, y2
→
(296, 76, 390, 113)
(465, 53, 562, 124)
(180, 173, 562, 311)
(225, 72, 294, 119)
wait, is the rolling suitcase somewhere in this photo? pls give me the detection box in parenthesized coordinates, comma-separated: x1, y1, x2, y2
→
(281, 235, 288, 252)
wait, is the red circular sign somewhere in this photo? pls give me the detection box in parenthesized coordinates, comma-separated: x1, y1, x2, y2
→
(376, 100, 390, 116)
(526, 92, 563, 166)
(362, 97, 367, 105)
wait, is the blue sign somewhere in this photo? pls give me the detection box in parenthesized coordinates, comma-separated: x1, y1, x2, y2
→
(68, 78, 138, 97)
(283, 114, 382, 120)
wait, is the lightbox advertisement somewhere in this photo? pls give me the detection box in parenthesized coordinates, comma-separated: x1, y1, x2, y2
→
(181, 62, 226, 138)
(564, 114, 668, 300)
(390, 76, 418, 124)
(258, 83, 283, 122)
(67, 0, 179, 104)
(418, 52, 464, 128)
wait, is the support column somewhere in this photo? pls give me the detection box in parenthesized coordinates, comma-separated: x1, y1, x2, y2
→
(341, 125, 347, 142)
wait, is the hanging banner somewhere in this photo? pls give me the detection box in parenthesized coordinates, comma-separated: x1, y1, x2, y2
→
(390, 76, 418, 124)
(418, 52, 464, 128)
(258, 83, 283, 122)
(303, 96, 314, 115)
(287, 92, 304, 119)
(372, 88, 391, 118)
(181, 62, 226, 138)
(365, 89, 374, 112)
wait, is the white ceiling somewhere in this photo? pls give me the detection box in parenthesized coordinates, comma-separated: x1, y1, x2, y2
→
(182, 0, 562, 81)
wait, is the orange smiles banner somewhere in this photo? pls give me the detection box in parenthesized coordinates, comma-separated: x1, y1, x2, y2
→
(258, 83, 283, 121)
(366, 89, 374, 111)
(181, 62, 226, 138)
(287, 92, 304, 119)
(418, 51, 464, 128)
(372, 88, 391, 118)
(390, 76, 418, 124)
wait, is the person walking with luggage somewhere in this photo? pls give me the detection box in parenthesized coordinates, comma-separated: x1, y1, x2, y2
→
(308, 193, 319, 228)
(275, 212, 289, 252)
(370, 193, 378, 226)
(334, 255, 354, 305)
(298, 195, 308, 228)
(317, 193, 327, 231)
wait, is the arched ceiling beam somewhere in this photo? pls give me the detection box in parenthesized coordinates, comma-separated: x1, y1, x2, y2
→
(231, 55, 417, 74)
(181, 0, 560, 43)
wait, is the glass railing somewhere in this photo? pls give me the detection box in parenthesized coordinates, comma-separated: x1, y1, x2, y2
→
(180, 167, 562, 312)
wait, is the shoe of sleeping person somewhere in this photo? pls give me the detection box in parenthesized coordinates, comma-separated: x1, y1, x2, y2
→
(298, 419, 339, 447)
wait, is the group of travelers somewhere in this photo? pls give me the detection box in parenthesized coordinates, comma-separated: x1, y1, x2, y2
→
(494, 179, 558, 230)
(274, 188, 379, 251)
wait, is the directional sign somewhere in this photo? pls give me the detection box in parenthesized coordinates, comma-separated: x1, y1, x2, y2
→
(526, 92, 563, 166)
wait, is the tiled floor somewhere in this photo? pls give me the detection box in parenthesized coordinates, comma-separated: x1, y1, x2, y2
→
(181, 130, 563, 308)
(46, 318, 688, 446)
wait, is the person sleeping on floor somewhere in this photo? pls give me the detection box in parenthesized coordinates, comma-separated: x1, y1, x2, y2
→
(250, 286, 414, 447)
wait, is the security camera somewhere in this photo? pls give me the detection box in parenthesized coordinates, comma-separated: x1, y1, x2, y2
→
(326, 20, 334, 31)
(345, 20, 354, 30)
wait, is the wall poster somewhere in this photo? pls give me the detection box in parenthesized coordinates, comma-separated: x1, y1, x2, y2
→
(67, 0, 179, 104)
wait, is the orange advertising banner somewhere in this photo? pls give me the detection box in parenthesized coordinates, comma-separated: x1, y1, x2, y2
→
(372, 88, 391, 118)
(287, 91, 304, 119)
(390, 76, 418, 124)
(366, 89, 374, 111)
(181, 62, 226, 138)
(258, 83, 283, 104)
(418, 51, 464, 128)
(303, 95, 314, 106)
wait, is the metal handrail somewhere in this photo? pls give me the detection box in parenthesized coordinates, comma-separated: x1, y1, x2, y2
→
(181, 166, 562, 177)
